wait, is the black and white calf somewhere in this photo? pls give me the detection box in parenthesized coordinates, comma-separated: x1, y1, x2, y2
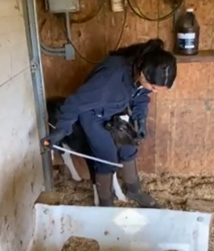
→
(47, 97, 138, 206)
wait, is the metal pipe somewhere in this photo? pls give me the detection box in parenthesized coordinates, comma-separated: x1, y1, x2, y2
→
(41, 45, 65, 57)
(65, 12, 72, 41)
(39, 12, 73, 59)
(41, 42, 65, 53)
(23, 0, 53, 191)
(39, 12, 73, 58)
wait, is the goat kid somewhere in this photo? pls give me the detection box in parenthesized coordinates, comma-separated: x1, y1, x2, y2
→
(47, 97, 138, 206)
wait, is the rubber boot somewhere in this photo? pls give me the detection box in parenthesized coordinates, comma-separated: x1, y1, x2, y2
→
(95, 173, 114, 207)
(122, 160, 157, 208)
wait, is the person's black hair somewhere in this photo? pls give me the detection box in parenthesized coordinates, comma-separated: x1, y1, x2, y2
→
(109, 38, 177, 89)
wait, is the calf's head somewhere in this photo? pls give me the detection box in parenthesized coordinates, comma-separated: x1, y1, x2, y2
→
(105, 116, 139, 147)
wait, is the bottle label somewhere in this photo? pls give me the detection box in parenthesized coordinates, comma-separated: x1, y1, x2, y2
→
(177, 33, 196, 49)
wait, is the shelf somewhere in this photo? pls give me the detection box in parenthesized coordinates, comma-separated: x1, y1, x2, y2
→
(175, 50, 214, 63)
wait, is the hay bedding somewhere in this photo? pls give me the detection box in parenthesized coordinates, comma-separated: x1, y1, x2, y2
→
(53, 167, 214, 251)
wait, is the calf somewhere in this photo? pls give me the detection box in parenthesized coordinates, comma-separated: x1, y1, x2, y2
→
(47, 96, 138, 206)
(105, 114, 139, 147)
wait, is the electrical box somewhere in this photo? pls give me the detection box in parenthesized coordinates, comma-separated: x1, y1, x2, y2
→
(45, 0, 80, 13)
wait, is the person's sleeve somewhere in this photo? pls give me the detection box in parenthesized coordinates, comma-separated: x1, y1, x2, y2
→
(130, 89, 151, 122)
(55, 65, 110, 135)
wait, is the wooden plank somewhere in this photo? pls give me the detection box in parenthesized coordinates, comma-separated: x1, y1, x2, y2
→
(176, 50, 214, 63)
(35, 191, 67, 205)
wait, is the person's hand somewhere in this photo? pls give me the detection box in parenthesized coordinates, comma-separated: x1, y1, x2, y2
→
(40, 129, 67, 149)
(137, 119, 147, 140)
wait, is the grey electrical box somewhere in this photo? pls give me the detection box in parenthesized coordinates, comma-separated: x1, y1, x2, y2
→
(46, 0, 80, 13)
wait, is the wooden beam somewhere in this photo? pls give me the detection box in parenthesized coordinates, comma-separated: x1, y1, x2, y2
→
(175, 50, 214, 63)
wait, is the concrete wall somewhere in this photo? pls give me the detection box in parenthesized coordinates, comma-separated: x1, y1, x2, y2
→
(0, 0, 44, 250)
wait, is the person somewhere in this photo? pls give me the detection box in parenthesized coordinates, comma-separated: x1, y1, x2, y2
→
(41, 38, 177, 207)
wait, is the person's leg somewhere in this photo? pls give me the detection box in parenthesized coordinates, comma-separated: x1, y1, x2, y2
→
(79, 110, 119, 207)
(118, 146, 157, 208)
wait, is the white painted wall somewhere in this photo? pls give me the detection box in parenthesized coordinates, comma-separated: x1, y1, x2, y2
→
(0, 1, 44, 250)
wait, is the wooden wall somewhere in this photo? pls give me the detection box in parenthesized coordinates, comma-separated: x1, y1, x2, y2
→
(37, 0, 214, 176)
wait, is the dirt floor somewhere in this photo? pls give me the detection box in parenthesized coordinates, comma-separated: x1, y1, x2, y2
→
(53, 166, 214, 251)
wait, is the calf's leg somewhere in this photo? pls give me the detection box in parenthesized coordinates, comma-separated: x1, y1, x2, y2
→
(51, 150, 54, 161)
(61, 143, 82, 181)
(113, 173, 127, 202)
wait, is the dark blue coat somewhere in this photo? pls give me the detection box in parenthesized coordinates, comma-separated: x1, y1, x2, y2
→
(56, 56, 151, 135)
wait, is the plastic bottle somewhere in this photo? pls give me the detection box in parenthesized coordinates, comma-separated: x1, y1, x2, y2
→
(174, 8, 200, 55)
